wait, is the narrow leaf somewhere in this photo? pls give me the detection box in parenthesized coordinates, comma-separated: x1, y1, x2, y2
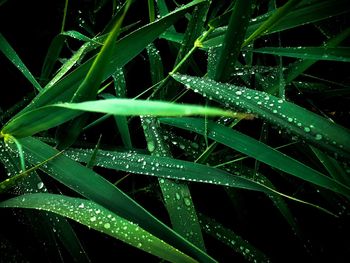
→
(171, 73, 350, 160)
(0, 33, 42, 92)
(160, 117, 350, 199)
(14, 137, 217, 263)
(0, 193, 197, 263)
(253, 47, 350, 62)
(214, 0, 253, 81)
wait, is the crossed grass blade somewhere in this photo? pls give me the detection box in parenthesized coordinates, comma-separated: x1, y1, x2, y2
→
(9, 0, 207, 119)
(141, 116, 206, 250)
(63, 146, 336, 216)
(213, 0, 253, 82)
(13, 137, 216, 263)
(0, 143, 90, 262)
(202, 0, 350, 49)
(160, 117, 350, 199)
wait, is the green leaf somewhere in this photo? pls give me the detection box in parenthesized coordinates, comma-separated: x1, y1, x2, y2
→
(243, 0, 302, 47)
(202, 0, 350, 49)
(101, 93, 133, 149)
(14, 0, 207, 117)
(55, 0, 131, 148)
(141, 117, 206, 250)
(267, 27, 350, 93)
(44, 35, 102, 89)
(147, 43, 164, 87)
(253, 47, 350, 62)
(1, 98, 246, 138)
(0, 143, 90, 262)
(56, 99, 240, 117)
(15, 137, 216, 263)
(63, 146, 337, 216)
(171, 73, 350, 160)
(311, 146, 350, 186)
(214, 0, 253, 81)
(0, 33, 42, 92)
(71, 2, 130, 103)
(0, 193, 197, 263)
(160, 117, 350, 199)
(199, 214, 270, 263)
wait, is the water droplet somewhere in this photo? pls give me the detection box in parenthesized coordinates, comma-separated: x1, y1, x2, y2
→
(147, 141, 155, 152)
(315, 134, 322, 140)
(37, 182, 44, 190)
(184, 197, 191, 206)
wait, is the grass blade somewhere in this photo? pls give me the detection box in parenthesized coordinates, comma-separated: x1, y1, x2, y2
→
(141, 117, 206, 250)
(0, 33, 42, 92)
(0, 193, 197, 263)
(15, 137, 216, 263)
(1, 98, 248, 138)
(40, 31, 103, 85)
(55, 0, 131, 148)
(171, 73, 350, 160)
(199, 214, 270, 262)
(202, 0, 350, 49)
(63, 146, 337, 216)
(253, 47, 350, 62)
(160, 117, 350, 199)
(101, 93, 133, 149)
(11, 0, 207, 120)
(311, 146, 350, 186)
(214, 0, 253, 81)
(0, 143, 90, 262)
(243, 0, 302, 46)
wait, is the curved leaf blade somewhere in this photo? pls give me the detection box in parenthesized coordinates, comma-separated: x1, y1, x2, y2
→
(171, 73, 350, 160)
(160, 117, 350, 199)
(0, 193, 197, 263)
(15, 137, 217, 263)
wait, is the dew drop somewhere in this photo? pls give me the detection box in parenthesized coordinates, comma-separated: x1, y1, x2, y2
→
(184, 197, 191, 206)
(315, 134, 322, 140)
